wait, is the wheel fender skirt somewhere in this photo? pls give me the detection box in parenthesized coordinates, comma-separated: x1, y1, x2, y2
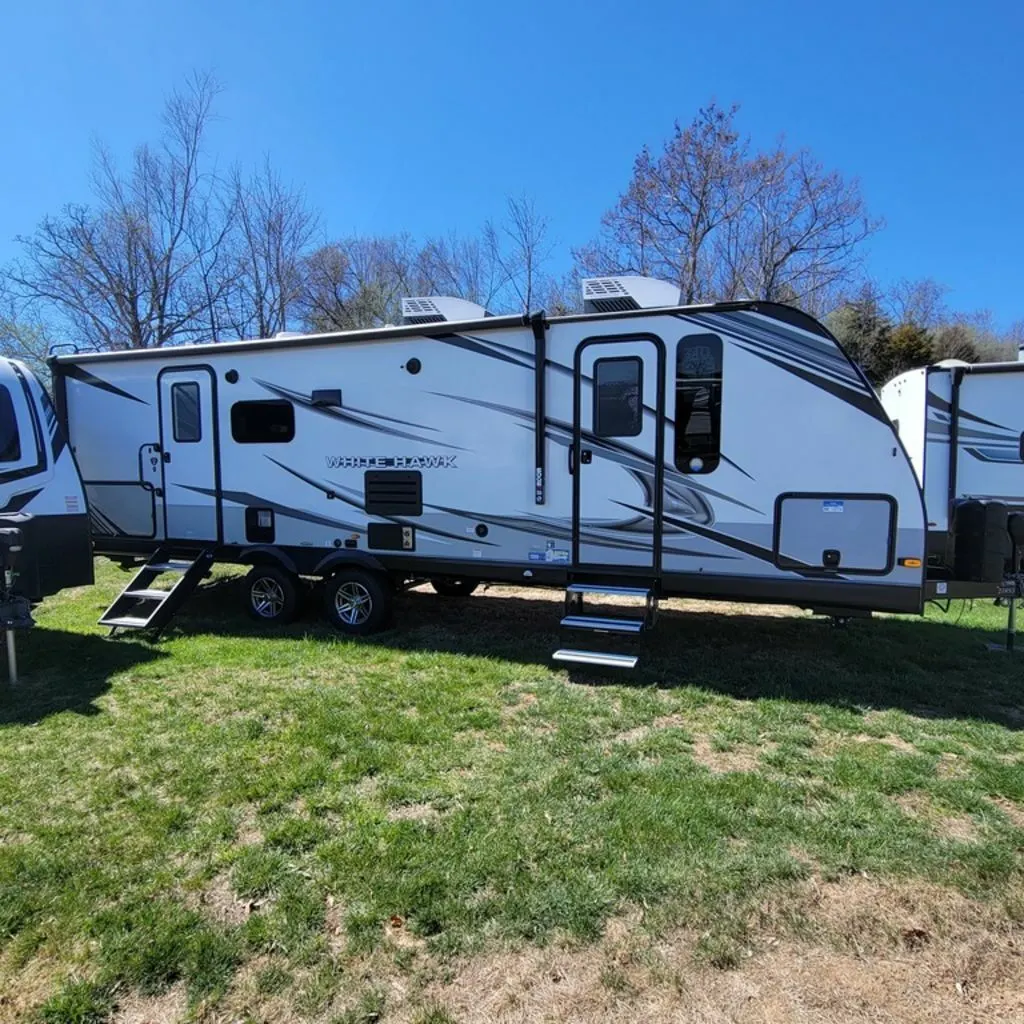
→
(311, 550, 388, 577)
(238, 545, 299, 575)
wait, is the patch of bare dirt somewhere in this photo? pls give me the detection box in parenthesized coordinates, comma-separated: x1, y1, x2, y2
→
(112, 982, 186, 1024)
(384, 914, 427, 951)
(610, 713, 688, 746)
(235, 805, 263, 846)
(501, 690, 539, 721)
(851, 732, 918, 753)
(691, 736, 774, 774)
(895, 792, 980, 843)
(938, 752, 971, 779)
(398, 878, 1024, 1024)
(386, 803, 441, 824)
(189, 872, 265, 926)
(325, 894, 346, 954)
(0, 955, 62, 1024)
(990, 796, 1024, 829)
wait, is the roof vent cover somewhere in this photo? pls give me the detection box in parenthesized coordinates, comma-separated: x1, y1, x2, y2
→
(401, 296, 491, 325)
(582, 276, 682, 314)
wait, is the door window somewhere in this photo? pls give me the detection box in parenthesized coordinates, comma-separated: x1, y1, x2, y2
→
(171, 382, 202, 443)
(593, 357, 642, 438)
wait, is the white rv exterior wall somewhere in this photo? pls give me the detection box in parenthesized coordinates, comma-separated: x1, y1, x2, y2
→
(58, 307, 927, 606)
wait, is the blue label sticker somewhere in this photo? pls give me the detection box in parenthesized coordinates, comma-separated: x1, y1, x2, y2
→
(529, 551, 546, 562)
(822, 500, 845, 513)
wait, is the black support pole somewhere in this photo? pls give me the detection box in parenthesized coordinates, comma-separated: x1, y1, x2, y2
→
(530, 311, 547, 505)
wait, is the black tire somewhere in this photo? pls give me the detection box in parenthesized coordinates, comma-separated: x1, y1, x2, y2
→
(244, 565, 301, 624)
(430, 578, 479, 598)
(322, 568, 392, 635)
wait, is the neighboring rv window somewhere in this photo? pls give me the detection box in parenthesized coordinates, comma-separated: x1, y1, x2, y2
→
(593, 357, 642, 438)
(675, 334, 722, 473)
(231, 400, 295, 443)
(171, 382, 202, 443)
(0, 386, 21, 462)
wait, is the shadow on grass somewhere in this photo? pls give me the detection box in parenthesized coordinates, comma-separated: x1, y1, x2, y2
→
(163, 576, 1024, 730)
(0, 628, 166, 726)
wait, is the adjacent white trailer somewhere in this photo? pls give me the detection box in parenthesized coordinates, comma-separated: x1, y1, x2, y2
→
(0, 357, 93, 603)
(52, 277, 929, 666)
(882, 359, 1024, 585)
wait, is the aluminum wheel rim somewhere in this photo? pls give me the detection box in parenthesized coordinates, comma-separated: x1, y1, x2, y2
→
(335, 581, 373, 625)
(251, 577, 286, 618)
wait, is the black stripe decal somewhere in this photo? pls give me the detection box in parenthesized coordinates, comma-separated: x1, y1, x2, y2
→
(62, 364, 148, 404)
(434, 333, 532, 369)
(733, 345, 888, 423)
(182, 484, 366, 533)
(0, 488, 42, 513)
(254, 380, 466, 451)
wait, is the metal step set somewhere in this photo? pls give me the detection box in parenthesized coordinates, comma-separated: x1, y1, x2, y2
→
(553, 582, 659, 670)
(98, 546, 214, 635)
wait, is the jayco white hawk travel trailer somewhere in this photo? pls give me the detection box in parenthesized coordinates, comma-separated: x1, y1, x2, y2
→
(882, 359, 1024, 591)
(0, 357, 93, 675)
(52, 277, 931, 668)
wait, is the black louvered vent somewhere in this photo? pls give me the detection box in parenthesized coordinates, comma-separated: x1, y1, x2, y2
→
(364, 471, 422, 516)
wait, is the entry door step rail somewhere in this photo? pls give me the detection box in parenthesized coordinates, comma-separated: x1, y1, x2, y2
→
(559, 614, 645, 634)
(563, 580, 659, 630)
(98, 546, 214, 635)
(553, 649, 639, 670)
(565, 582, 653, 598)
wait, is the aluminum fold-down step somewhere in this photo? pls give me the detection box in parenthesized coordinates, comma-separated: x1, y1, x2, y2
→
(560, 615, 644, 634)
(553, 649, 639, 670)
(565, 583, 652, 599)
(98, 546, 214, 635)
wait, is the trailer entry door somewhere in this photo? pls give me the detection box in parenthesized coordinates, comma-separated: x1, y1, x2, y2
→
(158, 368, 220, 542)
(572, 335, 665, 572)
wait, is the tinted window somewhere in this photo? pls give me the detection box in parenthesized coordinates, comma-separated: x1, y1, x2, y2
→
(594, 357, 642, 438)
(0, 386, 21, 463)
(675, 334, 722, 473)
(171, 382, 201, 443)
(231, 400, 295, 443)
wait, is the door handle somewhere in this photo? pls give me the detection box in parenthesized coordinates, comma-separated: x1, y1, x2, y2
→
(568, 443, 575, 475)
(580, 448, 593, 465)
(163, 451, 172, 463)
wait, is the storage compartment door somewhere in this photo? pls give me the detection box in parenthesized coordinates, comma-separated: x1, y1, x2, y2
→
(774, 494, 895, 574)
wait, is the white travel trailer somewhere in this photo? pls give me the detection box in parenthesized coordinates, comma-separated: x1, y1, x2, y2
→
(882, 359, 1024, 589)
(0, 357, 93, 638)
(53, 277, 931, 667)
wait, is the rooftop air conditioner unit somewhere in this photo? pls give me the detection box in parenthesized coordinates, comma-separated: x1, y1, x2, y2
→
(581, 276, 682, 314)
(401, 296, 492, 325)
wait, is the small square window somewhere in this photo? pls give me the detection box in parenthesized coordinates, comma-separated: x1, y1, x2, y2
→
(231, 400, 295, 444)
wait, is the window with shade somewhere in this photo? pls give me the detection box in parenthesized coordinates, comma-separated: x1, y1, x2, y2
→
(675, 334, 722, 473)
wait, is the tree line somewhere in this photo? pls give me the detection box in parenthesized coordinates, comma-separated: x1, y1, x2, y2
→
(2, 74, 1019, 386)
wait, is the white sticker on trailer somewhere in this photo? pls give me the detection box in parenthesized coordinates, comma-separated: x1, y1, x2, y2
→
(822, 500, 845, 513)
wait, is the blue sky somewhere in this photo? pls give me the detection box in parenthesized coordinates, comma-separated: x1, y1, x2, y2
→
(2, 0, 1021, 325)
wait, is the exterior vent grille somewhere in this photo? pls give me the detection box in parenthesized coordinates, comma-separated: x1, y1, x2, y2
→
(401, 298, 446, 325)
(581, 276, 682, 314)
(584, 278, 632, 298)
(364, 471, 423, 516)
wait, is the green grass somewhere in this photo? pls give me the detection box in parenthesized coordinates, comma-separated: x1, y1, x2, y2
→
(0, 559, 1022, 1020)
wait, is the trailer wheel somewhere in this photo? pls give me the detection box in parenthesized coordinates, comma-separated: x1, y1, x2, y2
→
(430, 578, 479, 598)
(245, 565, 301, 624)
(323, 568, 392, 635)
